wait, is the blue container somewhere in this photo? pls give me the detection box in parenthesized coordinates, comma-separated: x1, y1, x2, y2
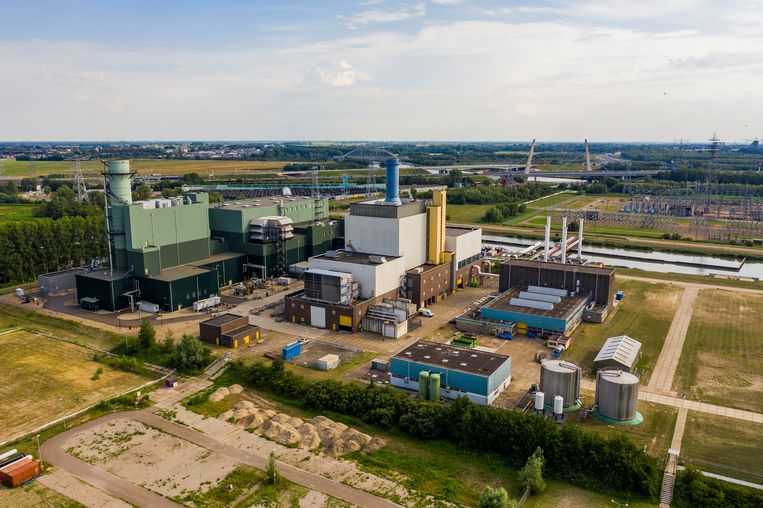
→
(282, 341, 302, 360)
(616, 290, 624, 301)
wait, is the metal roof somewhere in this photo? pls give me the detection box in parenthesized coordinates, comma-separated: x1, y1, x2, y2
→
(393, 339, 510, 377)
(593, 335, 642, 369)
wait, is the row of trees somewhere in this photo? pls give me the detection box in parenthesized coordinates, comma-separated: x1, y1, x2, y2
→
(229, 359, 660, 499)
(0, 215, 107, 284)
(673, 468, 763, 508)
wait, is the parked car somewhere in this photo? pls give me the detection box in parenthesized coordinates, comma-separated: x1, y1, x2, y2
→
(418, 308, 433, 317)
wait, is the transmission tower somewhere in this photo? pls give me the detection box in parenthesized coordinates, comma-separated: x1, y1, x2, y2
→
(709, 132, 721, 158)
(0, 158, 5, 177)
(74, 159, 89, 203)
(367, 163, 376, 196)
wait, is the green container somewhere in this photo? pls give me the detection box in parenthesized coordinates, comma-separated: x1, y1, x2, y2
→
(418, 371, 430, 400)
(429, 373, 441, 402)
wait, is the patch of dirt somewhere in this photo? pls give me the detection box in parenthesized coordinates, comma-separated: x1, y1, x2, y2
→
(65, 419, 237, 500)
(167, 403, 409, 504)
(693, 352, 763, 411)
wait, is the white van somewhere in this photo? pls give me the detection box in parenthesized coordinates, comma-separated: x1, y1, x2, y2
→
(418, 308, 433, 317)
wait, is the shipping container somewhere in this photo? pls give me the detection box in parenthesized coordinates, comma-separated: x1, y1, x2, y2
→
(282, 341, 302, 360)
(316, 354, 340, 371)
(615, 290, 624, 301)
(0, 459, 41, 488)
(138, 301, 160, 313)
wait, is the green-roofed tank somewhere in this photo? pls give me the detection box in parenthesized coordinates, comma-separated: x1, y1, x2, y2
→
(105, 160, 133, 205)
(418, 370, 430, 400)
(428, 372, 440, 402)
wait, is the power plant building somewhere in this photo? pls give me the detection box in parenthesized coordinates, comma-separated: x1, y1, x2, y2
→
(74, 160, 336, 312)
(390, 340, 511, 405)
(284, 158, 484, 333)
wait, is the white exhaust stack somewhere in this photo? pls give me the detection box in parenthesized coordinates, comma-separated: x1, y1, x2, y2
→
(561, 217, 568, 264)
(578, 218, 584, 259)
(543, 216, 551, 261)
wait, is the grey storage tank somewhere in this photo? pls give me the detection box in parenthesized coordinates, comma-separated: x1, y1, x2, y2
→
(595, 369, 639, 421)
(539, 360, 581, 408)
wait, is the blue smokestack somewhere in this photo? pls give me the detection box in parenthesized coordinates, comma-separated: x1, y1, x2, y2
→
(384, 158, 401, 205)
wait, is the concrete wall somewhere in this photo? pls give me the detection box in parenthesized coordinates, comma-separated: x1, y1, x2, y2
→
(344, 213, 426, 270)
(445, 229, 482, 263)
(309, 256, 405, 299)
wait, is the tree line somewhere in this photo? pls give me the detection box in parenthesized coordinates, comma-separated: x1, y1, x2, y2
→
(0, 214, 107, 284)
(227, 359, 661, 500)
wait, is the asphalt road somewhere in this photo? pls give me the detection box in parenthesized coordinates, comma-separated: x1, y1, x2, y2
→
(42, 410, 402, 508)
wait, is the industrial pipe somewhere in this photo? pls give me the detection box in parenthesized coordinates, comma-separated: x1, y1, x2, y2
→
(543, 216, 551, 262)
(561, 217, 568, 264)
(384, 158, 401, 205)
(578, 218, 584, 259)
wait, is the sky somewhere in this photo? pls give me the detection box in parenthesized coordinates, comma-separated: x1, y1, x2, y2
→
(1, 0, 762, 142)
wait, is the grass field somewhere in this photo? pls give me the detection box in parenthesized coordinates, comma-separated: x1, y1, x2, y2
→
(446, 204, 493, 223)
(1, 159, 290, 177)
(0, 204, 39, 223)
(673, 289, 763, 412)
(0, 302, 129, 350)
(524, 191, 578, 209)
(566, 280, 683, 382)
(570, 396, 677, 459)
(0, 329, 151, 441)
(681, 412, 763, 484)
(0, 481, 83, 507)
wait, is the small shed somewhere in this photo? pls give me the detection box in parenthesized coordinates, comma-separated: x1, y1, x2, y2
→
(593, 335, 641, 372)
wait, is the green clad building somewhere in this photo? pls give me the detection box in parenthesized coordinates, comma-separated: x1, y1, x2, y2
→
(75, 160, 340, 312)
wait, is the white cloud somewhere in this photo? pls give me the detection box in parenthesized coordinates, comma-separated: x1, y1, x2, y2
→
(2, 2, 763, 141)
(432, 0, 464, 4)
(339, 2, 426, 29)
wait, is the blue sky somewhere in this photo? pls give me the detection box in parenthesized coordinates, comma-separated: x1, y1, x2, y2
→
(1, 0, 762, 141)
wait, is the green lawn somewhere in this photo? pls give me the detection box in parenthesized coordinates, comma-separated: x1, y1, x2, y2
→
(0, 204, 39, 223)
(614, 267, 763, 292)
(524, 192, 578, 209)
(681, 412, 763, 484)
(567, 280, 683, 382)
(569, 397, 677, 459)
(0, 159, 290, 177)
(447, 204, 493, 223)
(673, 289, 763, 412)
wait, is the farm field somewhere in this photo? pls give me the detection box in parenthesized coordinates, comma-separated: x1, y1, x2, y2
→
(681, 412, 763, 484)
(673, 289, 763, 412)
(0, 329, 151, 441)
(0, 204, 39, 223)
(1, 159, 290, 177)
(566, 279, 683, 382)
(524, 191, 578, 209)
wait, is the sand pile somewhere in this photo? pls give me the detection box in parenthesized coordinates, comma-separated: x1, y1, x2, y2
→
(208, 384, 244, 402)
(213, 391, 383, 455)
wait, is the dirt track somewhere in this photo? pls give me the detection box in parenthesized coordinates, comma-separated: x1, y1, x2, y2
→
(42, 410, 401, 508)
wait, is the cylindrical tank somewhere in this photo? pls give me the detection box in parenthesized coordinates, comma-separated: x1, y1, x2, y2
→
(553, 395, 563, 415)
(534, 391, 545, 411)
(429, 372, 440, 402)
(384, 158, 401, 205)
(107, 160, 133, 205)
(596, 370, 639, 421)
(539, 360, 581, 407)
(418, 371, 430, 400)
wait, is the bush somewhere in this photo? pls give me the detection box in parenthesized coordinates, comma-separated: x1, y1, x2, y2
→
(518, 447, 546, 494)
(478, 486, 515, 508)
(94, 353, 146, 374)
(173, 334, 212, 374)
(138, 319, 156, 350)
(673, 469, 763, 508)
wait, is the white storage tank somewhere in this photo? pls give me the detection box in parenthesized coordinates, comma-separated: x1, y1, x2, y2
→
(539, 360, 581, 408)
(553, 395, 564, 415)
(534, 391, 545, 412)
(595, 369, 639, 421)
